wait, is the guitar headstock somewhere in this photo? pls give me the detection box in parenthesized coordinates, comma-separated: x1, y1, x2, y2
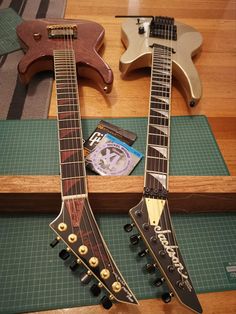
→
(50, 197, 138, 308)
(124, 197, 202, 313)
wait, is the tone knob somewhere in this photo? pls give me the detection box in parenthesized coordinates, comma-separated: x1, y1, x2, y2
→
(59, 249, 70, 260)
(100, 295, 113, 310)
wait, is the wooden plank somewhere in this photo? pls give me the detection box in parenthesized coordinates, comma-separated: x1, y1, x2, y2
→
(0, 176, 235, 213)
(28, 290, 236, 314)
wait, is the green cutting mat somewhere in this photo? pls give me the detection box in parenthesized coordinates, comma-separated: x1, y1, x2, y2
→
(0, 8, 23, 56)
(0, 213, 236, 314)
(0, 116, 229, 175)
(0, 116, 233, 313)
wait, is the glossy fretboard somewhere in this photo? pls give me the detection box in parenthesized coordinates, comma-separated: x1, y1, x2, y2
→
(144, 44, 172, 195)
(54, 50, 87, 198)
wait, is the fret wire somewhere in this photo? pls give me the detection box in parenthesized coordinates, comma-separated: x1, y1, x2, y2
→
(54, 49, 87, 197)
(144, 44, 172, 192)
(62, 176, 86, 180)
(60, 160, 84, 165)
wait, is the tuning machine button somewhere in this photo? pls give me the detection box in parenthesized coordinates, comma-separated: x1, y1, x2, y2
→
(124, 223, 134, 232)
(59, 249, 70, 260)
(138, 248, 149, 257)
(100, 295, 113, 310)
(130, 234, 141, 245)
(161, 292, 173, 303)
(145, 263, 156, 273)
(69, 259, 79, 272)
(90, 283, 101, 297)
(50, 237, 60, 248)
(154, 277, 165, 287)
(80, 271, 92, 284)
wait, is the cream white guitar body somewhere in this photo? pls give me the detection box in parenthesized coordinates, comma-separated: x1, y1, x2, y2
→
(120, 17, 202, 106)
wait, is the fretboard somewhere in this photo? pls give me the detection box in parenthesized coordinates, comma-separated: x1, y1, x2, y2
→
(53, 49, 87, 198)
(144, 44, 172, 197)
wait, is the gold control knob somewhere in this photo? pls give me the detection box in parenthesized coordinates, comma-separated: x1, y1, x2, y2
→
(78, 245, 88, 255)
(112, 281, 122, 293)
(89, 257, 99, 268)
(100, 268, 110, 280)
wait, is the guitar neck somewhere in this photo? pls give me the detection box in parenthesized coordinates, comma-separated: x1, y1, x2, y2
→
(144, 44, 173, 197)
(54, 49, 87, 198)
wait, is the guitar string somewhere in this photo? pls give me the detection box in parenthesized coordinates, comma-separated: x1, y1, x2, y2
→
(65, 26, 97, 260)
(163, 21, 185, 284)
(58, 26, 88, 252)
(55, 27, 84, 245)
(65, 26, 86, 247)
(65, 25, 117, 282)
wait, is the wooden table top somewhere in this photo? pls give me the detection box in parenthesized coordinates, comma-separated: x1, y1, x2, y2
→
(43, 0, 236, 313)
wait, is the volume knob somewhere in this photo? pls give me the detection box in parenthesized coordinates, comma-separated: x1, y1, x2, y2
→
(138, 25, 145, 34)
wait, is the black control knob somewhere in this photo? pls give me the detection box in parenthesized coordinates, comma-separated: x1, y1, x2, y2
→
(50, 237, 60, 248)
(161, 292, 172, 303)
(124, 223, 134, 232)
(154, 277, 165, 287)
(138, 25, 145, 34)
(100, 295, 113, 310)
(90, 284, 101, 297)
(145, 263, 156, 273)
(130, 234, 141, 245)
(59, 249, 70, 260)
(80, 272, 92, 284)
(69, 260, 79, 272)
(138, 249, 149, 257)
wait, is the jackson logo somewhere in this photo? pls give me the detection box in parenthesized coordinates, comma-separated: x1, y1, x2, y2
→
(154, 225, 188, 280)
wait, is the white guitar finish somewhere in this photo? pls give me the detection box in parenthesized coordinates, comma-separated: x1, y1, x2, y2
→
(119, 17, 203, 106)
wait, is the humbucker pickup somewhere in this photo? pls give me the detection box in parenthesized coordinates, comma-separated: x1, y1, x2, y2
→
(47, 24, 77, 39)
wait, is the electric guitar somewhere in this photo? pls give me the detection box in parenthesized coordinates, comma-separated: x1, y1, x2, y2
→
(17, 19, 138, 309)
(119, 16, 203, 313)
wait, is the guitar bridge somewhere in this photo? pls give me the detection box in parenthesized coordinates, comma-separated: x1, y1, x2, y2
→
(47, 24, 77, 39)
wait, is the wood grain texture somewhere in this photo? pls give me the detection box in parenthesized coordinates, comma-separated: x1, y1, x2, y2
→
(0, 176, 235, 213)
(28, 291, 236, 314)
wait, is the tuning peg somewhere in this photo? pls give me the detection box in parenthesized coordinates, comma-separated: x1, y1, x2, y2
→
(59, 249, 70, 260)
(138, 248, 149, 257)
(90, 283, 102, 297)
(124, 223, 134, 232)
(100, 295, 113, 310)
(130, 234, 141, 245)
(69, 259, 79, 272)
(50, 237, 60, 248)
(161, 292, 173, 303)
(145, 263, 156, 273)
(154, 277, 165, 287)
(80, 271, 92, 284)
